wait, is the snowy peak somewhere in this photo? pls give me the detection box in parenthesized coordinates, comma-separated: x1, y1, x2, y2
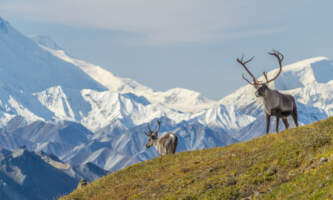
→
(150, 88, 216, 112)
(40, 43, 217, 113)
(33, 86, 75, 120)
(0, 20, 105, 93)
(39, 45, 152, 94)
(79, 89, 187, 131)
(221, 56, 333, 106)
(271, 56, 330, 90)
(245, 56, 330, 91)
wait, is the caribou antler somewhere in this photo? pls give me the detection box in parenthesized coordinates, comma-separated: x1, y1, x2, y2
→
(236, 55, 260, 85)
(237, 50, 284, 86)
(144, 120, 161, 137)
(262, 50, 284, 84)
(144, 122, 153, 136)
(155, 120, 161, 136)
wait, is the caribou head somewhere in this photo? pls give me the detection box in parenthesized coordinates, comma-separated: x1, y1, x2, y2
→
(144, 120, 161, 149)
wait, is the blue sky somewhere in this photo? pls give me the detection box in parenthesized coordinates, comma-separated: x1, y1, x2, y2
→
(1, 0, 333, 99)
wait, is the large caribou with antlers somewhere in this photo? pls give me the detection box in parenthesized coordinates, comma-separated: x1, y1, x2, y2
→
(237, 50, 298, 134)
(144, 120, 178, 156)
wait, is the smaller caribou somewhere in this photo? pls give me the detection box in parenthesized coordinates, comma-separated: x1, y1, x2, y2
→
(144, 120, 178, 156)
(237, 50, 298, 134)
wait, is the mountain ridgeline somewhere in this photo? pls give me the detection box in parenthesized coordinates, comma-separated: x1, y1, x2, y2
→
(0, 16, 332, 199)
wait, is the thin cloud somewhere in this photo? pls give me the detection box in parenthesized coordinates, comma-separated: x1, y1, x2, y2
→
(0, 0, 309, 44)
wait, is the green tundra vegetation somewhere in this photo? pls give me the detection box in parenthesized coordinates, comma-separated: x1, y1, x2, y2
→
(61, 117, 333, 200)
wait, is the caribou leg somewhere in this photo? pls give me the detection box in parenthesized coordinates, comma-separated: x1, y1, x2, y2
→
(292, 111, 298, 127)
(159, 155, 163, 165)
(282, 118, 289, 130)
(266, 114, 271, 134)
(276, 116, 280, 133)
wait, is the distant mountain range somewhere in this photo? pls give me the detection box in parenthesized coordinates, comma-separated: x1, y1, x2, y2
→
(0, 16, 333, 199)
(0, 148, 107, 200)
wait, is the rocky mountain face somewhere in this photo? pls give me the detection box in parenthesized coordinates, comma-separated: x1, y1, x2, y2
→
(0, 148, 107, 200)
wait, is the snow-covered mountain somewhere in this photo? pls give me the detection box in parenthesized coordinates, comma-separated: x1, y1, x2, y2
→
(0, 16, 239, 170)
(0, 16, 333, 199)
(27, 32, 333, 173)
(41, 33, 333, 140)
(0, 17, 106, 127)
(41, 45, 216, 113)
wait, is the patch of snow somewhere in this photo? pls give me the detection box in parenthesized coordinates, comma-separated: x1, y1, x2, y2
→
(8, 96, 43, 123)
(33, 86, 75, 121)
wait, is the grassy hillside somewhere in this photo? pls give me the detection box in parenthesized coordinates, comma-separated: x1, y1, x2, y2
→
(61, 117, 333, 200)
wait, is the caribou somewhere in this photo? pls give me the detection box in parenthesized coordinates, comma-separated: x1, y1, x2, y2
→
(144, 120, 178, 156)
(237, 50, 298, 134)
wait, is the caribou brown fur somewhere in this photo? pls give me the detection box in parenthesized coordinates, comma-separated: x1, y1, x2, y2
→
(144, 120, 178, 156)
(237, 50, 298, 134)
